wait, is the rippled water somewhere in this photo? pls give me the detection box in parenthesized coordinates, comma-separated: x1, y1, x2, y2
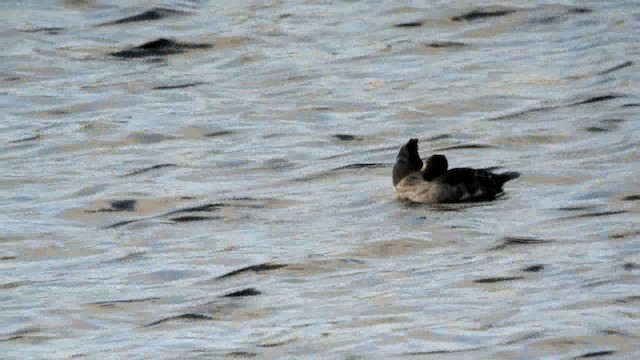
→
(2, 0, 639, 358)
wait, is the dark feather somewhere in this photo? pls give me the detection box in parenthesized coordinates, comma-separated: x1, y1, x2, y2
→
(392, 139, 423, 186)
(435, 168, 520, 202)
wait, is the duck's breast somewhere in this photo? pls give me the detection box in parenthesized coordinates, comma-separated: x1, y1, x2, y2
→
(394, 172, 443, 203)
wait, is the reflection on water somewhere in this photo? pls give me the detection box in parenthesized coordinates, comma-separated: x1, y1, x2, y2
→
(1, 0, 639, 358)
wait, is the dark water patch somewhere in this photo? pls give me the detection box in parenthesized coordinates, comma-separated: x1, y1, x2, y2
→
(99, 7, 189, 26)
(204, 130, 233, 137)
(452, 9, 516, 22)
(1, 281, 32, 290)
(166, 203, 224, 215)
(434, 144, 493, 151)
(222, 288, 261, 298)
(473, 276, 524, 284)
(570, 95, 623, 106)
(10, 134, 42, 143)
(575, 350, 617, 358)
(113, 251, 146, 262)
(258, 339, 296, 347)
(90, 297, 160, 307)
(145, 313, 213, 327)
(563, 210, 627, 219)
(121, 163, 176, 177)
(487, 104, 561, 121)
(523, 264, 544, 272)
(0, 256, 17, 261)
(22, 27, 64, 35)
(610, 230, 640, 240)
(111, 38, 212, 59)
(0, 327, 40, 342)
(154, 82, 205, 90)
(225, 352, 256, 358)
(166, 202, 262, 216)
(568, 7, 592, 14)
(614, 295, 640, 303)
(583, 279, 612, 288)
(405, 347, 485, 356)
(622, 103, 640, 107)
(596, 61, 633, 76)
(169, 215, 222, 222)
(217, 263, 287, 279)
(490, 236, 552, 250)
(394, 20, 424, 28)
(333, 134, 363, 141)
(427, 41, 467, 48)
(427, 134, 451, 141)
(585, 126, 608, 133)
(87, 199, 137, 213)
(331, 163, 387, 171)
(623, 262, 638, 270)
(110, 200, 137, 211)
(622, 194, 640, 201)
(104, 219, 142, 229)
(555, 205, 598, 211)
(568, 61, 632, 80)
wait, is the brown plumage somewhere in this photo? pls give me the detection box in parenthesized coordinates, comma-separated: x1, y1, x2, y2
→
(392, 138, 520, 203)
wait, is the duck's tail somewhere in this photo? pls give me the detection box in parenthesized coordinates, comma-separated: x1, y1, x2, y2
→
(497, 171, 520, 185)
(392, 138, 423, 187)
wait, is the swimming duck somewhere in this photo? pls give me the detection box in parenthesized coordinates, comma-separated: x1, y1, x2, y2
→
(392, 138, 520, 203)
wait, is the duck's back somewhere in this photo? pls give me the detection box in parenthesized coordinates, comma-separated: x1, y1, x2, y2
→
(433, 168, 520, 202)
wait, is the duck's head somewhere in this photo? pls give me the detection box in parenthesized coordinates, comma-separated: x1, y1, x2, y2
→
(424, 154, 448, 181)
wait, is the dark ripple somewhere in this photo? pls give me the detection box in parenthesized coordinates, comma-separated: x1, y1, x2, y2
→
(452, 9, 516, 22)
(488, 94, 625, 121)
(89, 297, 160, 307)
(87, 199, 137, 213)
(145, 313, 213, 328)
(331, 163, 388, 171)
(569, 61, 633, 79)
(405, 347, 485, 356)
(121, 163, 176, 177)
(169, 215, 222, 223)
(99, 7, 189, 26)
(111, 38, 212, 59)
(216, 263, 287, 279)
(22, 27, 63, 35)
(622, 194, 640, 201)
(555, 205, 598, 211)
(434, 144, 493, 151)
(570, 95, 624, 106)
(204, 130, 233, 137)
(623, 262, 638, 270)
(427, 41, 467, 48)
(394, 20, 423, 28)
(104, 219, 140, 229)
(223, 288, 261, 298)
(154, 82, 205, 90)
(562, 210, 627, 220)
(333, 134, 363, 141)
(473, 276, 524, 283)
(575, 350, 617, 358)
(522, 264, 544, 272)
(9, 134, 41, 143)
(490, 236, 552, 250)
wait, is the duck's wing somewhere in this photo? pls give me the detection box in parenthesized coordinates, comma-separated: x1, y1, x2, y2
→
(392, 138, 424, 187)
(435, 168, 520, 202)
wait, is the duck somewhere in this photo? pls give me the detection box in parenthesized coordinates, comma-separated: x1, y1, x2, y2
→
(392, 138, 520, 203)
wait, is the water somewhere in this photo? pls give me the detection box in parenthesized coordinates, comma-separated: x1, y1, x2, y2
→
(1, 1, 639, 358)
